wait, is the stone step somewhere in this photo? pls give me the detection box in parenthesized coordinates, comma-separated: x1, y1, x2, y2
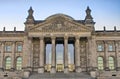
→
(28, 72, 94, 79)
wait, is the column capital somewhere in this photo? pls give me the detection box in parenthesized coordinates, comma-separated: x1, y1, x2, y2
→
(64, 36, 68, 40)
(75, 36, 80, 39)
(39, 36, 44, 40)
(51, 36, 56, 40)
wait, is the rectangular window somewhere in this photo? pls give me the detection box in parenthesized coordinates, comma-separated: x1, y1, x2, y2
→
(5, 45, 12, 52)
(17, 45, 22, 52)
(97, 44, 104, 52)
(108, 44, 114, 51)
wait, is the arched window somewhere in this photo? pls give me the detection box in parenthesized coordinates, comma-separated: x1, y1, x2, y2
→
(108, 57, 115, 70)
(16, 57, 22, 70)
(5, 57, 11, 69)
(98, 57, 104, 70)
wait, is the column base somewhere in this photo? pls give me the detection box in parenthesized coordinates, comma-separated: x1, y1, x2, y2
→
(75, 66, 81, 73)
(50, 66, 56, 73)
(64, 66, 69, 73)
(38, 67, 44, 73)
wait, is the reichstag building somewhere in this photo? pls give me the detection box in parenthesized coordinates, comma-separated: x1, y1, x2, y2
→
(0, 7, 120, 79)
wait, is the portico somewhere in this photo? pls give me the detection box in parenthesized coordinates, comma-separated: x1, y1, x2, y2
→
(28, 35, 90, 73)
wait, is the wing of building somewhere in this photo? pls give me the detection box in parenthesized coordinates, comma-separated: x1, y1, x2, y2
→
(0, 7, 120, 79)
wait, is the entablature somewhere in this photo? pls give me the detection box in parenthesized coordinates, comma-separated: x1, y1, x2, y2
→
(28, 31, 91, 38)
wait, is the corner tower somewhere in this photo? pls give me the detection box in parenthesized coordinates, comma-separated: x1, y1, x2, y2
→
(24, 7, 35, 31)
(84, 6, 95, 31)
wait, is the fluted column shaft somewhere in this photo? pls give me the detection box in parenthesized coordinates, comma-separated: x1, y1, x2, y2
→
(51, 37, 56, 73)
(64, 36, 69, 73)
(75, 36, 81, 72)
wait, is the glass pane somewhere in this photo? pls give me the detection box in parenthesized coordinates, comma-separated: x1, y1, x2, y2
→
(98, 57, 104, 70)
(108, 57, 114, 70)
(5, 45, 11, 52)
(108, 45, 113, 51)
(6, 57, 11, 69)
(17, 45, 22, 52)
(16, 57, 22, 70)
(97, 44, 103, 51)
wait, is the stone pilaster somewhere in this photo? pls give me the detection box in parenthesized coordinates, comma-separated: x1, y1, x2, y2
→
(22, 37, 32, 71)
(0, 42, 4, 71)
(104, 41, 109, 70)
(115, 41, 120, 70)
(22, 36, 28, 69)
(11, 41, 15, 70)
(75, 36, 81, 73)
(64, 36, 69, 73)
(38, 37, 44, 73)
(28, 37, 32, 68)
(51, 37, 56, 73)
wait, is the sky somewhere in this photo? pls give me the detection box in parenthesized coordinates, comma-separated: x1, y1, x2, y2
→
(0, 0, 120, 31)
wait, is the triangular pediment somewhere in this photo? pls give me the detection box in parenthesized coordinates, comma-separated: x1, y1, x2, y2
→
(29, 14, 92, 32)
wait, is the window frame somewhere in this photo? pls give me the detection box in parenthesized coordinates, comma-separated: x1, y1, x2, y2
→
(97, 57, 104, 70)
(5, 57, 11, 70)
(5, 45, 12, 52)
(108, 44, 114, 52)
(108, 57, 115, 70)
(16, 57, 22, 70)
(97, 44, 104, 52)
(17, 44, 23, 52)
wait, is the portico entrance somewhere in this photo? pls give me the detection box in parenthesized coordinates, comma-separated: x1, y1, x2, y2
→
(56, 44, 64, 72)
(56, 64, 64, 72)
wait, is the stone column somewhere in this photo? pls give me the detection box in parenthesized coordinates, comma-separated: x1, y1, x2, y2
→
(64, 36, 69, 73)
(0, 42, 4, 71)
(51, 37, 56, 73)
(104, 41, 109, 70)
(11, 41, 15, 70)
(75, 36, 81, 73)
(87, 37, 92, 71)
(91, 36, 97, 70)
(38, 37, 44, 73)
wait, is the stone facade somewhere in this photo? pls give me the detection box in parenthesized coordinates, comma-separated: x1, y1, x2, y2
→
(0, 7, 120, 79)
